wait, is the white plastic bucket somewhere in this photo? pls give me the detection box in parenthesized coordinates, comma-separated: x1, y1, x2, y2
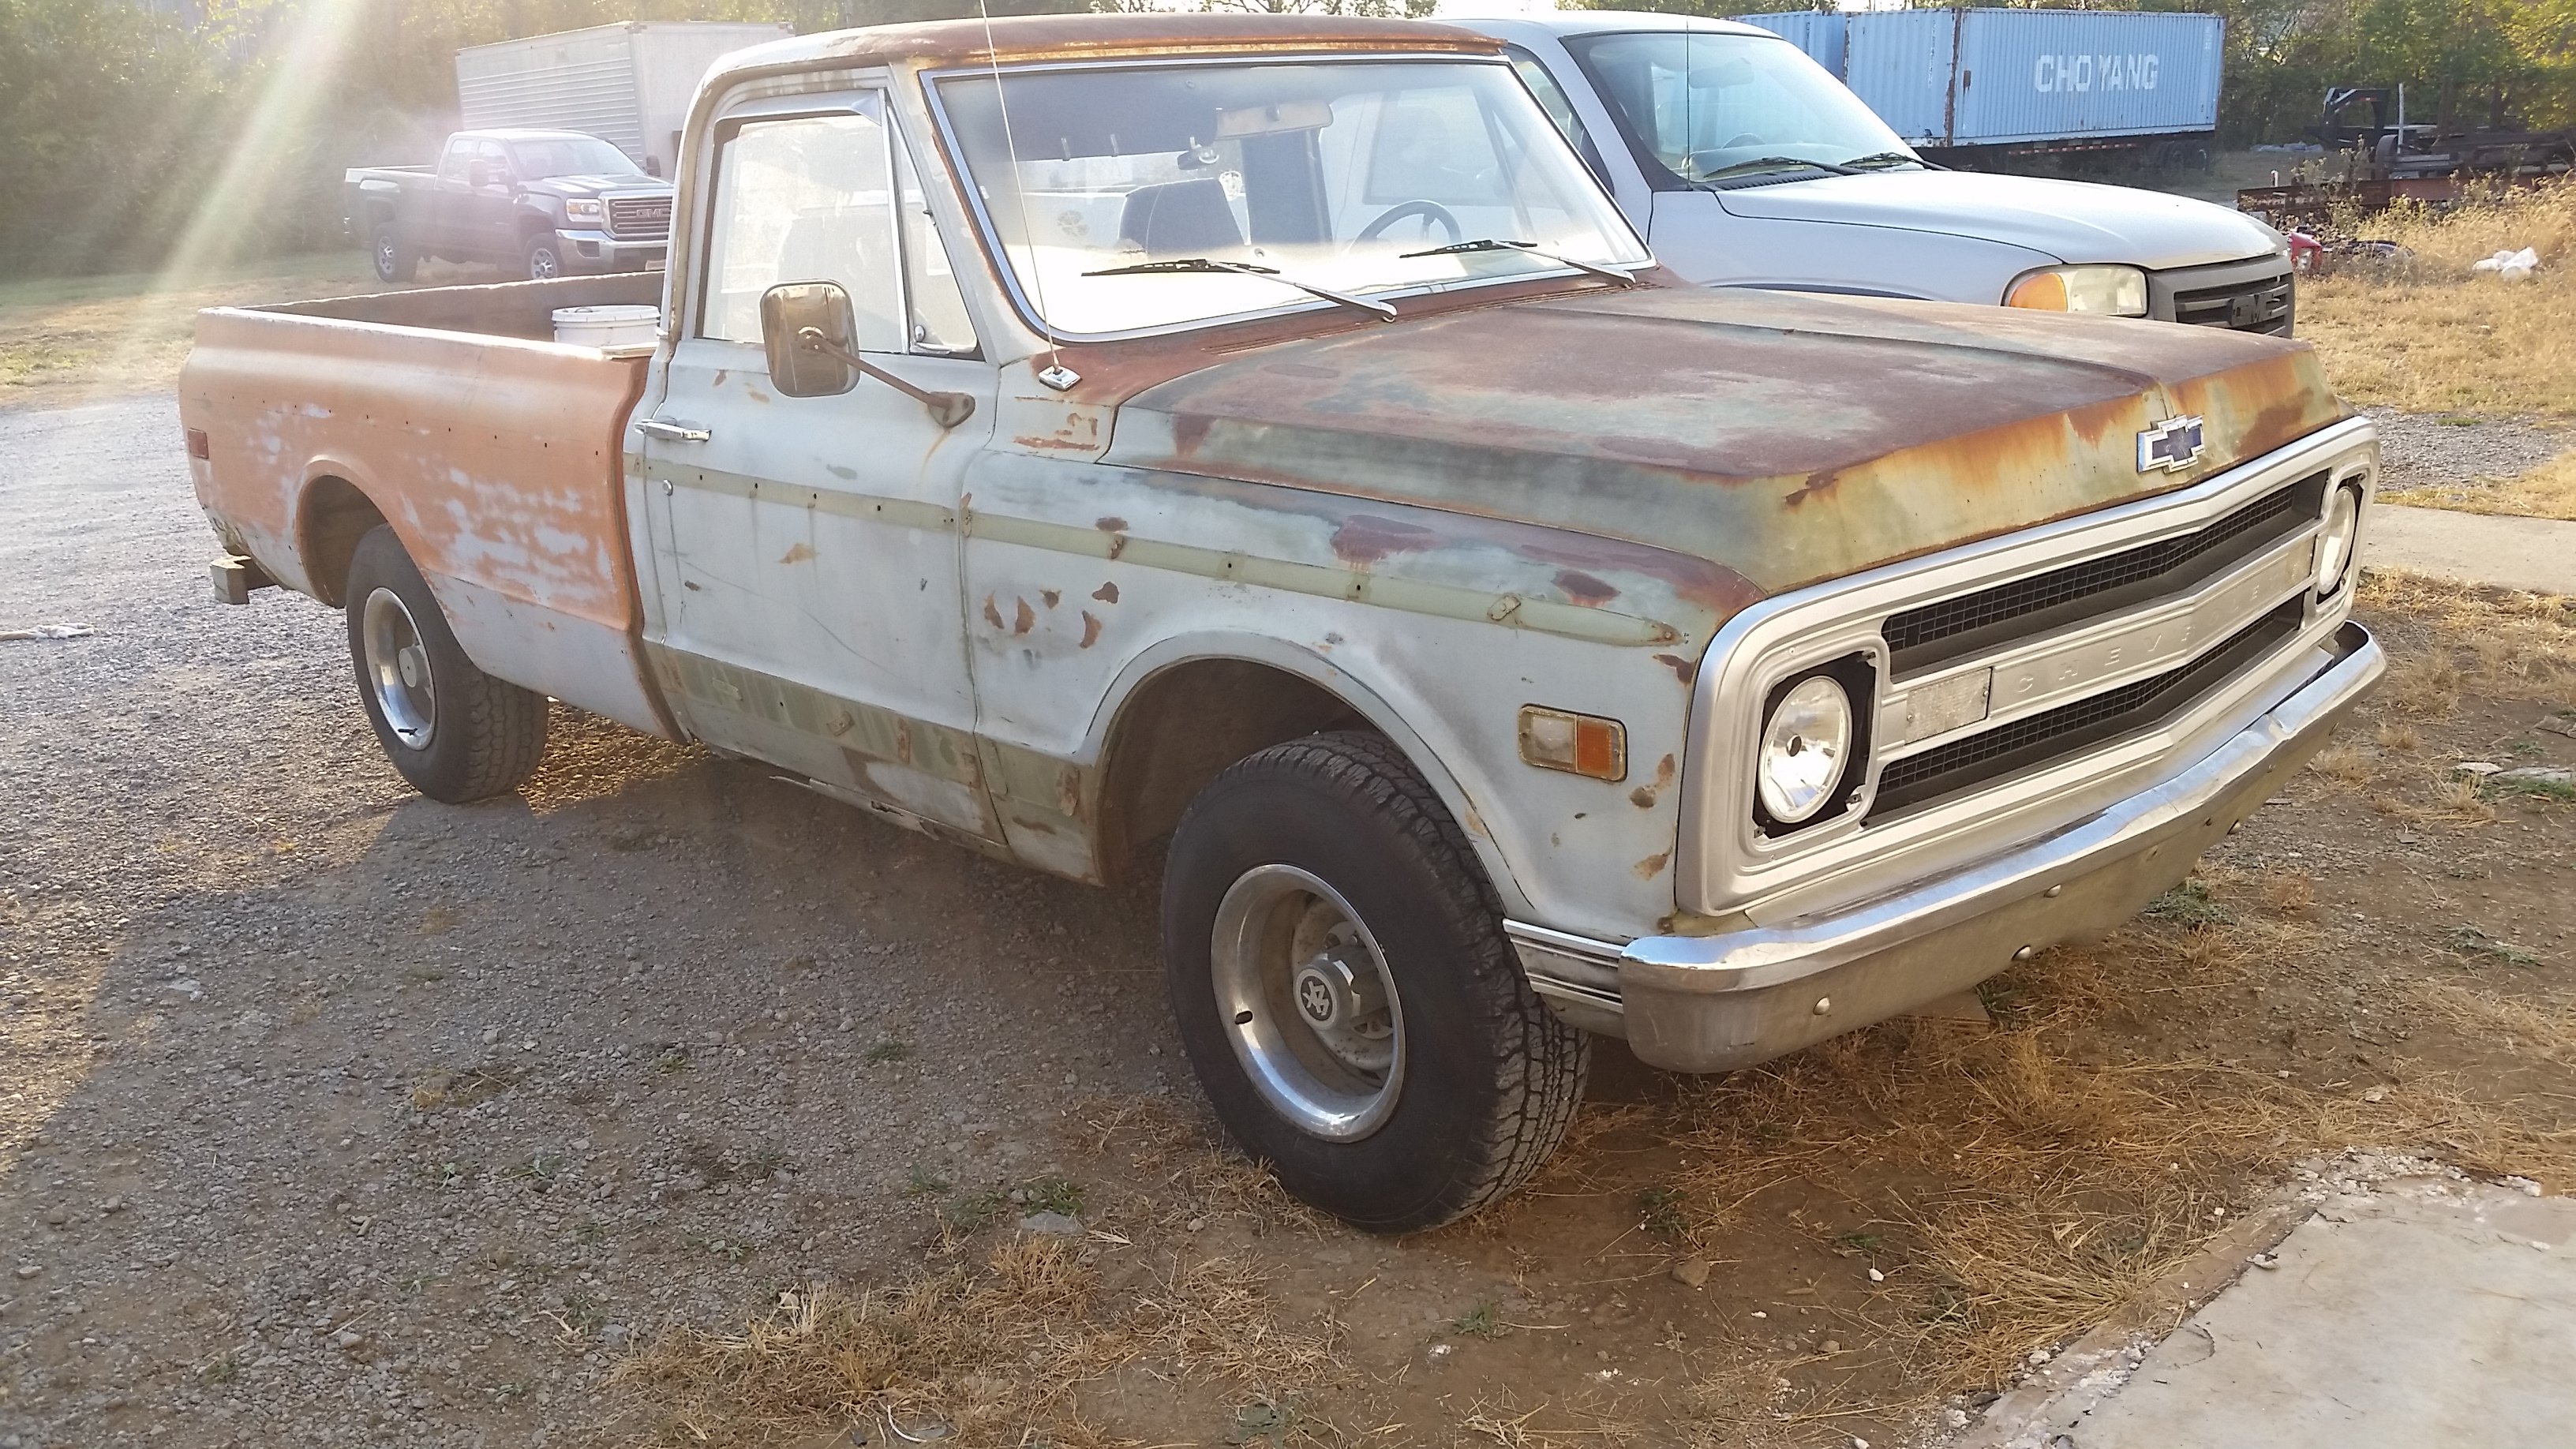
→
(552, 304, 661, 349)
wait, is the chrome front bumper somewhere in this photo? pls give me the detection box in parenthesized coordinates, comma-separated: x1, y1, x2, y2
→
(555, 230, 668, 272)
(1510, 621, 2382, 1072)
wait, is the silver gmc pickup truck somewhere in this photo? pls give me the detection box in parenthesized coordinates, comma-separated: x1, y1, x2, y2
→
(184, 13, 2380, 1230)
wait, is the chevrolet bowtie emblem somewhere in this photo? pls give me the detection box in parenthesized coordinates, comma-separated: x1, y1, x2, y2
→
(2137, 415, 2207, 474)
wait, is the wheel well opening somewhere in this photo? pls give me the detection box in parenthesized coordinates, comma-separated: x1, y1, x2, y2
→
(1095, 659, 1374, 884)
(300, 477, 388, 608)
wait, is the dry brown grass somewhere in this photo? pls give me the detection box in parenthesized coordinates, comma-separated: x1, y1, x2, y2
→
(2382, 447, 2576, 522)
(2357, 569, 2576, 716)
(2299, 180, 2576, 421)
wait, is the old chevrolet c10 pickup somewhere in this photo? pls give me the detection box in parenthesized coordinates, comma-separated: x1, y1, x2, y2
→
(182, 13, 2382, 1230)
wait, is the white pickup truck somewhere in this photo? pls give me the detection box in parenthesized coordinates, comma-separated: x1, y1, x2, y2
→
(1460, 13, 2297, 335)
(183, 13, 2380, 1230)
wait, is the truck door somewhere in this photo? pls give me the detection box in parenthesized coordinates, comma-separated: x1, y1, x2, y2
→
(468, 140, 519, 263)
(636, 92, 1000, 840)
(428, 137, 477, 256)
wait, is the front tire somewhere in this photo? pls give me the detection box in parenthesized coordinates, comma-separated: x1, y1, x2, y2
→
(371, 224, 416, 283)
(343, 526, 548, 803)
(523, 233, 564, 281)
(1163, 732, 1589, 1232)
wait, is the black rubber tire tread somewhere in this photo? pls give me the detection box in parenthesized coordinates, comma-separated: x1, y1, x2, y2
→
(1163, 729, 1589, 1232)
(344, 526, 549, 803)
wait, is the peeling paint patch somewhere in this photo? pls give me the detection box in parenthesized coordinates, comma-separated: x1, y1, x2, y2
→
(1629, 786, 1657, 809)
(1782, 470, 1838, 508)
(1079, 611, 1103, 648)
(1554, 569, 1617, 607)
(1654, 652, 1698, 686)
(826, 464, 857, 481)
(1331, 513, 1440, 567)
(1095, 516, 1128, 533)
(1041, 589, 1060, 608)
(1091, 581, 1118, 604)
(779, 542, 816, 565)
(982, 594, 1005, 630)
(1012, 597, 1035, 635)
(1633, 851, 1671, 879)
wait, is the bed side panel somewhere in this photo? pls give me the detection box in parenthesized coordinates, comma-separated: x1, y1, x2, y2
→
(180, 307, 674, 737)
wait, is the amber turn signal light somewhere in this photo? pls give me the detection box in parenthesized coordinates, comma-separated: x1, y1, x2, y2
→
(1518, 706, 1627, 782)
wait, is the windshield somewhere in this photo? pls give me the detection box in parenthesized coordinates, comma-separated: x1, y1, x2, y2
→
(934, 58, 1648, 337)
(509, 136, 646, 180)
(1564, 32, 1914, 187)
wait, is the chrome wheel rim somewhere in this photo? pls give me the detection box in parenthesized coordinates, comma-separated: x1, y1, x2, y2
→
(1210, 864, 1404, 1141)
(528, 247, 559, 279)
(376, 237, 398, 275)
(361, 587, 435, 750)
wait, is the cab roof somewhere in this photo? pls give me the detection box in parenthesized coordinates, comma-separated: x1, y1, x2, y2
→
(710, 11, 1502, 79)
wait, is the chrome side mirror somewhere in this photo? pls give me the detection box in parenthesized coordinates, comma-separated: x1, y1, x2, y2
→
(758, 282, 975, 428)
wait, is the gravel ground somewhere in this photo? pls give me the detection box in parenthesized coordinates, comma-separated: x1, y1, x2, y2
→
(0, 393, 1188, 1446)
(2362, 405, 2569, 487)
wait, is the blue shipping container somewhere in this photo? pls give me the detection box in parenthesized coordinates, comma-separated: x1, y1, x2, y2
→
(1733, 8, 2224, 149)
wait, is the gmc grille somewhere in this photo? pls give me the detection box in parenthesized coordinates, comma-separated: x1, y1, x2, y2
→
(2174, 271, 2295, 335)
(1881, 472, 2324, 672)
(605, 195, 672, 241)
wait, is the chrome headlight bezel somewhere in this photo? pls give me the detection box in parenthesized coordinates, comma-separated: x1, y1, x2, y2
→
(1750, 654, 1878, 839)
(563, 198, 608, 224)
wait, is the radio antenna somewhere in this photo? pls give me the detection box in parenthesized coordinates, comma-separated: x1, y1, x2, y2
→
(973, 0, 1076, 390)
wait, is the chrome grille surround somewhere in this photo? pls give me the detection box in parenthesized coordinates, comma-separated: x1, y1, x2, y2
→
(604, 193, 673, 241)
(1676, 415, 2376, 923)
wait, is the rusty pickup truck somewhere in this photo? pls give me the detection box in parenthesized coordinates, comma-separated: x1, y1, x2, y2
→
(182, 13, 2382, 1230)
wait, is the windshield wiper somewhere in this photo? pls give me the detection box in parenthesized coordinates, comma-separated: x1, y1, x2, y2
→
(1081, 256, 1396, 320)
(1399, 238, 1635, 286)
(1692, 155, 1858, 183)
(1840, 151, 1941, 171)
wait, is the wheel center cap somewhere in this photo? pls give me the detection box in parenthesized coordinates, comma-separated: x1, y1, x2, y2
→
(1294, 969, 1339, 1024)
(398, 646, 427, 689)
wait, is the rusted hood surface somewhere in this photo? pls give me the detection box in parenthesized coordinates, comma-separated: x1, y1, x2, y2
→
(1106, 286, 2347, 598)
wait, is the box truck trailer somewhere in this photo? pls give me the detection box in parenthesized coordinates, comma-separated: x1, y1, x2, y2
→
(1734, 7, 2226, 160)
(455, 21, 795, 179)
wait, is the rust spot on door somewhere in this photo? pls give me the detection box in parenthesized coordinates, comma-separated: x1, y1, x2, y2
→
(983, 594, 1005, 630)
(1013, 598, 1036, 635)
(1096, 516, 1129, 533)
(1041, 589, 1061, 608)
(1091, 581, 1119, 604)
(1079, 612, 1103, 648)
(1633, 850, 1671, 879)
(779, 542, 816, 565)
(1554, 569, 1618, 607)
(1654, 653, 1698, 685)
(1781, 470, 1838, 508)
(1331, 514, 1440, 567)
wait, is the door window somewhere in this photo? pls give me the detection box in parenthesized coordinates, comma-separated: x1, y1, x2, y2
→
(893, 132, 976, 356)
(699, 101, 906, 350)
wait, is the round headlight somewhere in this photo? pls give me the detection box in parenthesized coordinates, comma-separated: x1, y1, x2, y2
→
(1758, 675, 1854, 825)
(2315, 484, 2362, 596)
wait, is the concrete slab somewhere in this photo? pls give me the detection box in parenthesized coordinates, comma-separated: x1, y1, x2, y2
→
(1957, 1168, 2576, 1449)
(2367, 505, 2576, 596)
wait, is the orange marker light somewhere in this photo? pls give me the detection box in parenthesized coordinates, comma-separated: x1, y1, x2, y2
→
(1518, 706, 1628, 783)
(2004, 271, 2069, 310)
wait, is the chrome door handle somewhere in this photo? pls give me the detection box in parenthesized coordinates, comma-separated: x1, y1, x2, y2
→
(637, 417, 712, 443)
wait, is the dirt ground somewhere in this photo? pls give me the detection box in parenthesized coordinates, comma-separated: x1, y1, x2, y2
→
(5, 256, 2575, 1444)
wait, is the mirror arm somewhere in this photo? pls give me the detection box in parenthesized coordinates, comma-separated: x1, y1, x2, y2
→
(796, 328, 975, 429)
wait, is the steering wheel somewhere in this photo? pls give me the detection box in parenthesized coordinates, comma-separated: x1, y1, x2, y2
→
(1355, 200, 1463, 246)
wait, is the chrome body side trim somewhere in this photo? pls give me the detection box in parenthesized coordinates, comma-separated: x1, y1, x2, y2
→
(1676, 414, 2377, 919)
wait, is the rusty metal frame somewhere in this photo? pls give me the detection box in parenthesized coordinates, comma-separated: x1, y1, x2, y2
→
(1675, 414, 2378, 920)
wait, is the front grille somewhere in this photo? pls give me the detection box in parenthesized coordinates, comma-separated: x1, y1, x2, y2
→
(1868, 597, 2305, 817)
(605, 195, 672, 241)
(2173, 271, 2295, 335)
(1882, 474, 2322, 672)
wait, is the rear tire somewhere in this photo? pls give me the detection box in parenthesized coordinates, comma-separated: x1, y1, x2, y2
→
(343, 525, 547, 803)
(1162, 731, 1589, 1232)
(371, 224, 416, 283)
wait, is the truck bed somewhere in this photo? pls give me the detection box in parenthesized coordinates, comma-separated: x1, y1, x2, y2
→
(180, 272, 676, 737)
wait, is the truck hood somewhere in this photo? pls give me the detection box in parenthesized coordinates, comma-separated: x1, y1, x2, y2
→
(1106, 285, 2345, 603)
(1714, 170, 2283, 271)
(524, 175, 672, 201)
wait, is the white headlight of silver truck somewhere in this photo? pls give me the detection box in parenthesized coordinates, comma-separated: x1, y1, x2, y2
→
(1757, 675, 1854, 824)
(2314, 483, 2361, 597)
(2005, 264, 2149, 317)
